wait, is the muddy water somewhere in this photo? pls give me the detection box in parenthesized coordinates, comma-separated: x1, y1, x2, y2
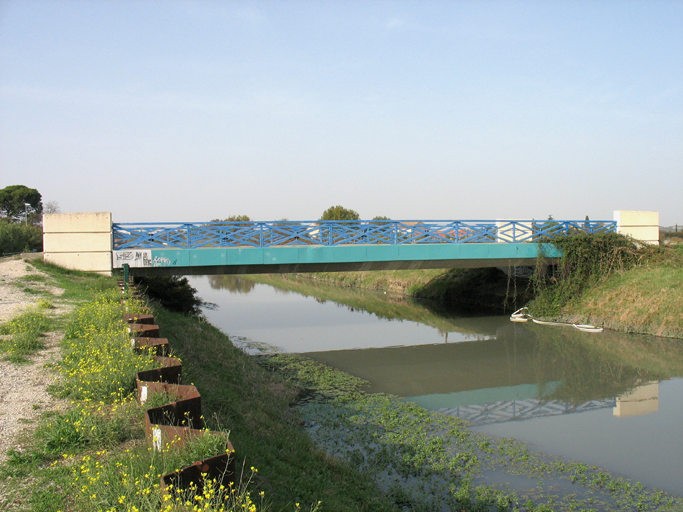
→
(190, 275, 683, 496)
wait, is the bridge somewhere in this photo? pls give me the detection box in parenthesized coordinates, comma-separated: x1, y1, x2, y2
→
(42, 211, 660, 276)
(111, 218, 608, 276)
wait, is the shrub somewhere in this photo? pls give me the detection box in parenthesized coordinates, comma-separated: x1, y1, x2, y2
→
(529, 233, 642, 317)
(0, 220, 42, 255)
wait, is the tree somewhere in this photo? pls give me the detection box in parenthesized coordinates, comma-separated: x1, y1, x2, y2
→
(44, 201, 61, 214)
(372, 216, 391, 221)
(319, 205, 360, 221)
(0, 185, 42, 221)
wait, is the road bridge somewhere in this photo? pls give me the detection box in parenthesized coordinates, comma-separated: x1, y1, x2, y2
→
(42, 211, 660, 276)
(111, 218, 611, 276)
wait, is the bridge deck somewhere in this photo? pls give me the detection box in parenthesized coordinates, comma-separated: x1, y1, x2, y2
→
(112, 219, 613, 275)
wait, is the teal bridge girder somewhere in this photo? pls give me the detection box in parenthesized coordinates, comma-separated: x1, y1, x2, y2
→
(112, 219, 616, 276)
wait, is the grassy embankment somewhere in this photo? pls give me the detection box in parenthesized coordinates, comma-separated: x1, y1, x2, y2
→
(552, 246, 683, 338)
(528, 236, 683, 339)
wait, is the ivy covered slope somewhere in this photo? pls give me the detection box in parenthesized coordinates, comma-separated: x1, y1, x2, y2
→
(529, 234, 683, 339)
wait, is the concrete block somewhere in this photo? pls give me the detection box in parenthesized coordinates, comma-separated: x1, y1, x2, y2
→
(43, 232, 112, 252)
(43, 212, 112, 233)
(614, 210, 659, 245)
(43, 252, 112, 274)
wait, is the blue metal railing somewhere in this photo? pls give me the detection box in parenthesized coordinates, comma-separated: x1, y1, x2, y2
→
(112, 220, 617, 250)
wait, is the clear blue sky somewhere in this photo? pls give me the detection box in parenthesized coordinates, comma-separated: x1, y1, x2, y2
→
(1, 0, 681, 225)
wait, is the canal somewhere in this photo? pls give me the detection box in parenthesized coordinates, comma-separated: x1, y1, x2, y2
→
(189, 274, 683, 498)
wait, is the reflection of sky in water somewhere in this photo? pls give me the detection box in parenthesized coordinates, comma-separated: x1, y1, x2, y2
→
(191, 277, 492, 352)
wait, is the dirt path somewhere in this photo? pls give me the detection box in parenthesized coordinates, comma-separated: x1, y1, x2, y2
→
(0, 256, 66, 465)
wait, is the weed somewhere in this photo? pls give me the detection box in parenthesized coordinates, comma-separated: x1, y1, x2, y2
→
(32, 398, 144, 457)
(0, 306, 53, 361)
(56, 292, 157, 402)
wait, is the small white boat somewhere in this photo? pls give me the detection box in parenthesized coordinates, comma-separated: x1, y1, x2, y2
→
(510, 307, 531, 322)
(532, 319, 572, 327)
(510, 316, 529, 323)
(573, 324, 604, 333)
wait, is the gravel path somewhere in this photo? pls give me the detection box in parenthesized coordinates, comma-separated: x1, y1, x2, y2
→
(0, 256, 66, 465)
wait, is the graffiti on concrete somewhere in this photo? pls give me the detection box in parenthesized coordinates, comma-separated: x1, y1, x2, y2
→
(113, 250, 175, 268)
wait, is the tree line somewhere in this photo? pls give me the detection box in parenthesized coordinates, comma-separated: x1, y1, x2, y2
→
(213, 206, 390, 223)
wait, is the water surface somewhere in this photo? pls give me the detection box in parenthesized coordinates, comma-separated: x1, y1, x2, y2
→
(191, 274, 683, 496)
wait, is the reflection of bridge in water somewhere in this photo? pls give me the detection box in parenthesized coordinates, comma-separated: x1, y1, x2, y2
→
(437, 398, 617, 426)
(305, 330, 661, 425)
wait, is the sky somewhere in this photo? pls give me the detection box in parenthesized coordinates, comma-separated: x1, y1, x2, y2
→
(1, 1, 682, 225)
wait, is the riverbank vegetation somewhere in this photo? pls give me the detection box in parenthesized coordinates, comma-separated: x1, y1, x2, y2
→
(0, 185, 46, 255)
(529, 234, 683, 338)
(0, 220, 43, 256)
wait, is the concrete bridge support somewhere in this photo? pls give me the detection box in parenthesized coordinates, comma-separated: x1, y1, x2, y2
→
(614, 210, 660, 246)
(43, 212, 113, 275)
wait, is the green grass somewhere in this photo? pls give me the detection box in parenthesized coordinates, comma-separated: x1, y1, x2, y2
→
(0, 304, 55, 363)
(54, 290, 159, 402)
(29, 258, 120, 301)
(66, 428, 236, 512)
(568, 262, 683, 338)
(0, 268, 259, 512)
(17, 273, 48, 283)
